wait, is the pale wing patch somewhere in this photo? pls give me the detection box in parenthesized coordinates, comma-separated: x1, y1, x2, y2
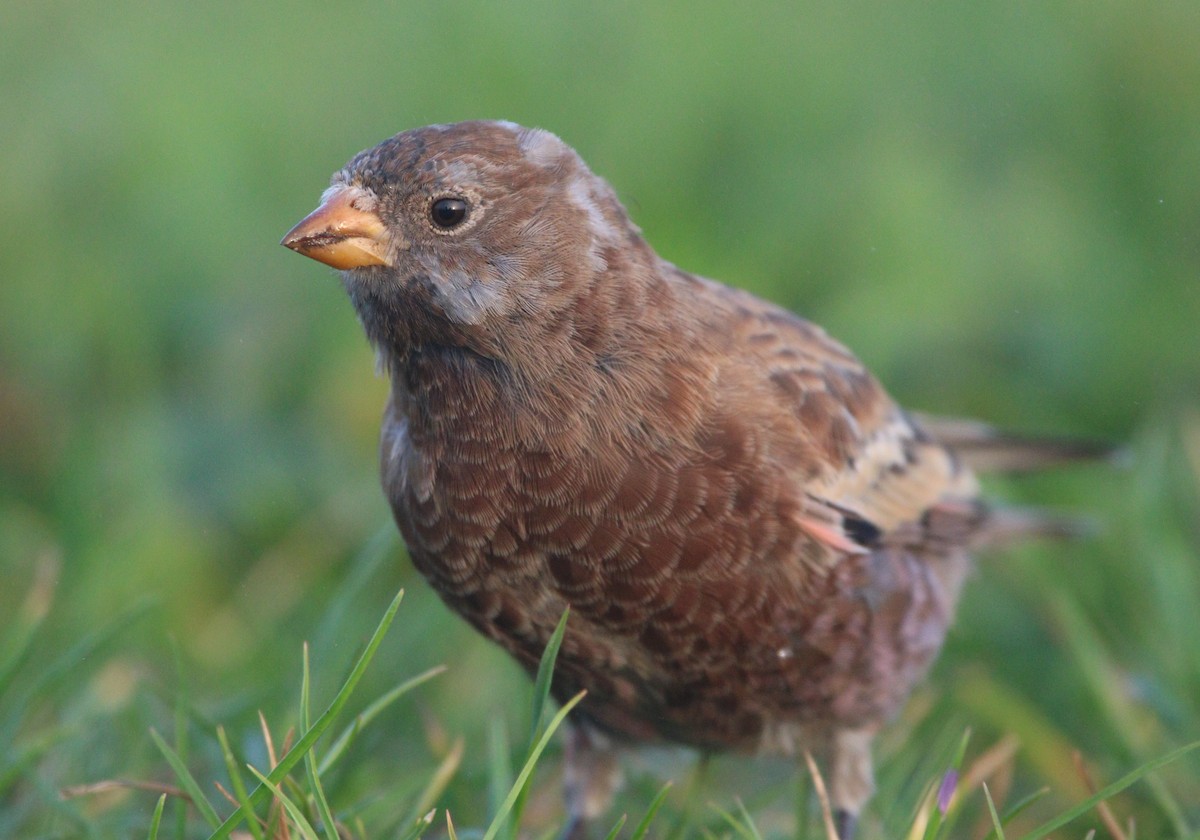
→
(807, 412, 978, 536)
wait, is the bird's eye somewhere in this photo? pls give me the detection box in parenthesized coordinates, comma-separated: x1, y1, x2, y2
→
(430, 197, 469, 229)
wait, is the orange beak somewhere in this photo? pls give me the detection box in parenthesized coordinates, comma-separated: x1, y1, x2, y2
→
(281, 186, 392, 269)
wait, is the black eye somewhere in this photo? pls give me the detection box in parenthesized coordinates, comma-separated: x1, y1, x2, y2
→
(430, 197, 469, 229)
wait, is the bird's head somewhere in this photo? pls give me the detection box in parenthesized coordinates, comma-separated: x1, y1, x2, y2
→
(283, 121, 640, 355)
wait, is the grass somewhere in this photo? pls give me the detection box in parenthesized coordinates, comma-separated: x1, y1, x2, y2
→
(7, 420, 1200, 838)
(3, 1, 1200, 837)
(17, 566, 1200, 839)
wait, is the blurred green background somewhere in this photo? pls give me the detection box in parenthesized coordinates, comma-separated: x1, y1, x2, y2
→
(2, 2, 1199, 837)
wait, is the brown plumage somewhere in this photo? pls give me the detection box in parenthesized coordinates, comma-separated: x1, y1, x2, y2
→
(282, 121, 1108, 838)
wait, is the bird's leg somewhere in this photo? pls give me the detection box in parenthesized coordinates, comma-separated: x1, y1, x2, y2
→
(560, 723, 622, 839)
(829, 726, 876, 840)
(833, 809, 858, 840)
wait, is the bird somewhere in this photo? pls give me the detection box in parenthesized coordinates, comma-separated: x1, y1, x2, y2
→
(282, 120, 1110, 839)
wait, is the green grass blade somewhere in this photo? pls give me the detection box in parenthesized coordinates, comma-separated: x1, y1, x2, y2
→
(317, 664, 446, 775)
(735, 799, 764, 840)
(1050, 598, 1191, 835)
(301, 643, 339, 840)
(919, 783, 947, 839)
(149, 728, 221, 828)
(920, 729, 971, 840)
(601, 813, 628, 840)
(216, 726, 263, 840)
(981, 782, 1006, 840)
(981, 788, 1050, 840)
(709, 799, 764, 840)
(247, 765, 321, 840)
(665, 754, 711, 840)
(147, 793, 167, 840)
(206, 588, 404, 840)
(172, 641, 189, 840)
(1015, 740, 1200, 840)
(526, 608, 570, 750)
(482, 690, 585, 840)
(487, 716, 513, 823)
(301, 639, 312, 726)
(629, 782, 673, 840)
(793, 759, 812, 840)
(397, 809, 438, 840)
(507, 609, 571, 838)
(407, 737, 464, 826)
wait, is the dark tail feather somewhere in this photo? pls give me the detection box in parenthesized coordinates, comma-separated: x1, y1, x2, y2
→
(912, 413, 1126, 474)
(972, 505, 1100, 548)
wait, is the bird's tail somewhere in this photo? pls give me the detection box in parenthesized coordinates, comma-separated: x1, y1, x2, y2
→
(913, 413, 1123, 548)
(914, 412, 1125, 474)
(971, 505, 1100, 548)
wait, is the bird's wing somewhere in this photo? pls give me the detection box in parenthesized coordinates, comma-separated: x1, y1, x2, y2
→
(709, 287, 979, 556)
